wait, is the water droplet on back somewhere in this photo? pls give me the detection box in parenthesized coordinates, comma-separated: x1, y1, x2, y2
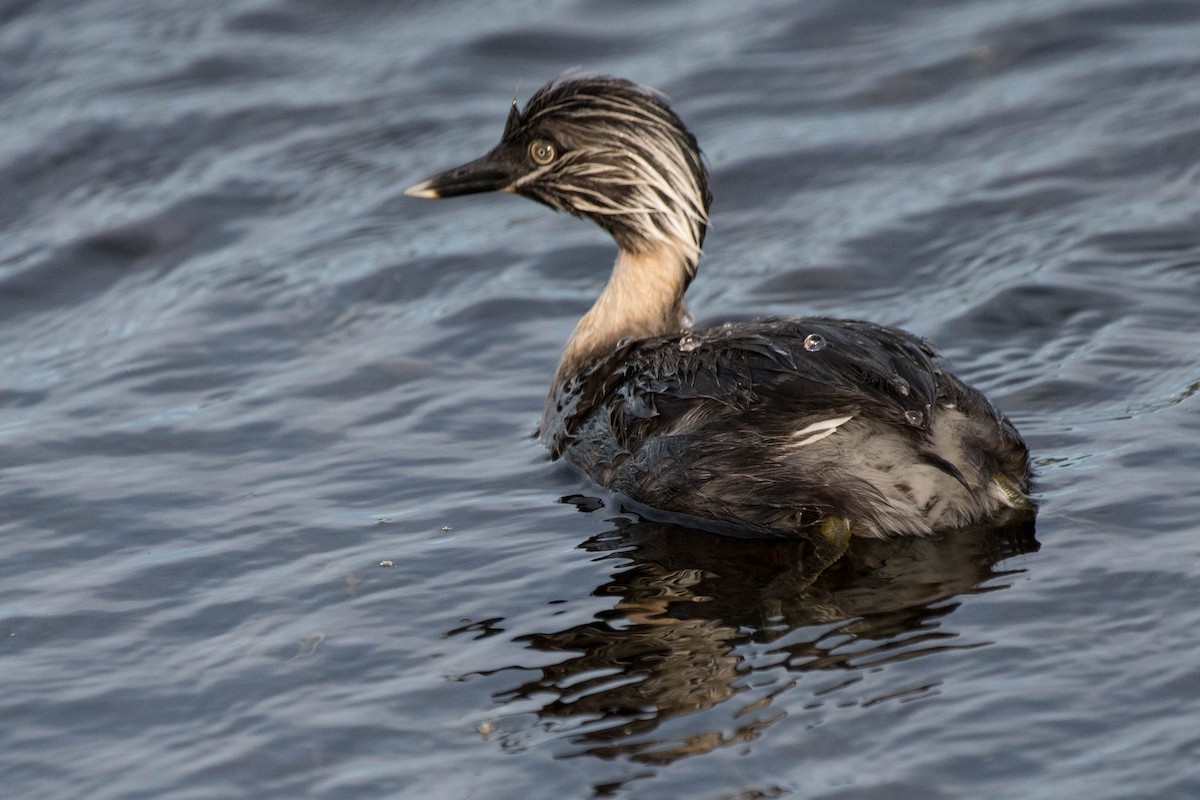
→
(891, 376, 910, 396)
(803, 333, 826, 352)
(678, 333, 700, 352)
(904, 409, 924, 426)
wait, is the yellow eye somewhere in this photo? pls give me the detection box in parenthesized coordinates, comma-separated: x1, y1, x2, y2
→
(529, 139, 557, 165)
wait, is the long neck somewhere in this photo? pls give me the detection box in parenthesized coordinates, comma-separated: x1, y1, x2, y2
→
(551, 245, 693, 388)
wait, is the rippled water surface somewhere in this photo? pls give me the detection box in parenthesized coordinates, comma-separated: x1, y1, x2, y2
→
(3, 1, 1200, 797)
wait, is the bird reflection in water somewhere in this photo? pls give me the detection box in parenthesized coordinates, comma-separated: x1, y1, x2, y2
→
(477, 503, 1037, 764)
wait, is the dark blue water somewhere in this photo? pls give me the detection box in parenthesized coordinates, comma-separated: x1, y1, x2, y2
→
(3, 1, 1199, 797)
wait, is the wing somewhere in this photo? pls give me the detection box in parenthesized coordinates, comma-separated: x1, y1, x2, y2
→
(542, 317, 1026, 537)
(553, 317, 951, 456)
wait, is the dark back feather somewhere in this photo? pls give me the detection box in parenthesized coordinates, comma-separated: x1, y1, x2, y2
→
(541, 318, 1028, 536)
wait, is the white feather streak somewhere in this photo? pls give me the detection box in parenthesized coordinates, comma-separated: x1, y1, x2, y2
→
(788, 415, 855, 448)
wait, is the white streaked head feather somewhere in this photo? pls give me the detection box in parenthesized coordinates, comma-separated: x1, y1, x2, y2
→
(509, 77, 711, 272)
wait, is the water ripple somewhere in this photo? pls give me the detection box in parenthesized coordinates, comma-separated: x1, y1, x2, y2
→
(1, 0, 1199, 798)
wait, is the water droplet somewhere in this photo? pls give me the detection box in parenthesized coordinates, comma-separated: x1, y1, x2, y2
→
(904, 409, 924, 426)
(891, 376, 910, 396)
(803, 333, 826, 352)
(682, 312, 696, 329)
(678, 333, 701, 352)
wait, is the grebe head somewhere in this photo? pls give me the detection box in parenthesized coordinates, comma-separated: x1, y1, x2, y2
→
(406, 76, 712, 271)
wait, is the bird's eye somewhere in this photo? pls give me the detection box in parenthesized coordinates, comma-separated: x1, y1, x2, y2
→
(529, 139, 557, 165)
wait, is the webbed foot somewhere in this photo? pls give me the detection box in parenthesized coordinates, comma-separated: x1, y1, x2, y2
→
(805, 515, 852, 584)
(991, 474, 1034, 510)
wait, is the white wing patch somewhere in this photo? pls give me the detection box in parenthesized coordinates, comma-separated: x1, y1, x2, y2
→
(787, 415, 855, 448)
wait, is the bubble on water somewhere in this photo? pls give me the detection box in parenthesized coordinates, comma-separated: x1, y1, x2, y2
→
(891, 376, 911, 396)
(904, 409, 924, 426)
(803, 333, 826, 352)
(678, 333, 701, 352)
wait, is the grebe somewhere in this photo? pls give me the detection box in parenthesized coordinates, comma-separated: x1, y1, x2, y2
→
(406, 76, 1031, 569)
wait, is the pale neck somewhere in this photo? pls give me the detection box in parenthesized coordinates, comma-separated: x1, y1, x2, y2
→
(552, 245, 694, 386)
